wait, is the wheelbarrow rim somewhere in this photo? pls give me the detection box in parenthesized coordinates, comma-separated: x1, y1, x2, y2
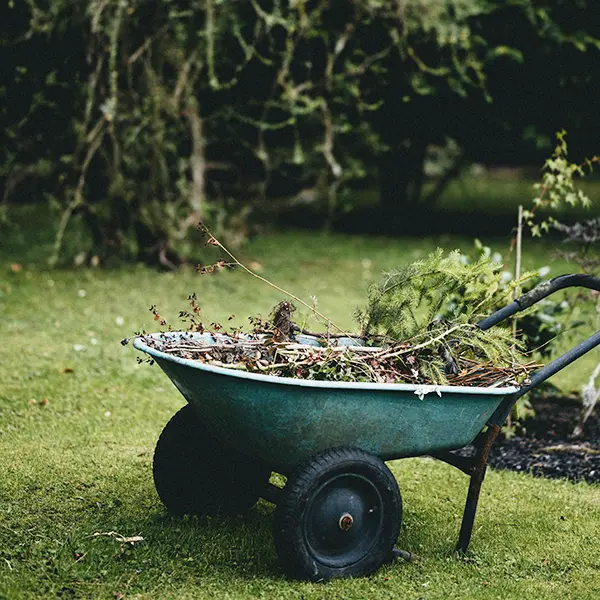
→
(133, 332, 519, 396)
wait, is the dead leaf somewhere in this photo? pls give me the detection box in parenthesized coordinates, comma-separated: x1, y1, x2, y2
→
(119, 536, 143, 544)
(9, 263, 22, 273)
(248, 260, 263, 272)
(60, 367, 74, 374)
(92, 531, 144, 544)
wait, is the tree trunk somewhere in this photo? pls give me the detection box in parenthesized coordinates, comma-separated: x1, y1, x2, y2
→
(378, 139, 427, 233)
(174, 95, 206, 239)
(187, 95, 205, 215)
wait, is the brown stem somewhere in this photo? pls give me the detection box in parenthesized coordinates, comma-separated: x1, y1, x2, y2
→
(49, 119, 105, 267)
(172, 51, 199, 112)
(202, 227, 354, 338)
(375, 324, 469, 360)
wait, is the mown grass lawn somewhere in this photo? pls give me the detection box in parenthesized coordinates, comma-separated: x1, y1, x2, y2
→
(1, 211, 599, 599)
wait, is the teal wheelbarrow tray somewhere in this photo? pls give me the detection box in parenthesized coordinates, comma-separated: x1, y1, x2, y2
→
(133, 274, 600, 581)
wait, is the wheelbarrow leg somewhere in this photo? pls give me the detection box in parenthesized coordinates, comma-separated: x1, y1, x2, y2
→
(456, 424, 500, 554)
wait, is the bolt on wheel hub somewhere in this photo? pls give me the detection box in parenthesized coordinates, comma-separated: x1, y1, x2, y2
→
(338, 513, 354, 531)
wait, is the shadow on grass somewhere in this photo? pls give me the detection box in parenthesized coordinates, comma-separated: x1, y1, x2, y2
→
(0, 449, 489, 599)
(77, 496, 284, 583)
(150, 504, 280, 573)
(82, 483, 440, 586)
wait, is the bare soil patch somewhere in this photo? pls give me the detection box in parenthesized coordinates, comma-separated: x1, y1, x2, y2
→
(488, 398, 599, 483)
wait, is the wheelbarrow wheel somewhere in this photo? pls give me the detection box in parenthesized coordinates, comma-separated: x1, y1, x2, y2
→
(153, 404, 271, 516)
(273, 447, 402, 582)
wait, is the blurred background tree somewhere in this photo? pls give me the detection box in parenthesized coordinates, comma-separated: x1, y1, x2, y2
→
(1, 0, 599, 266)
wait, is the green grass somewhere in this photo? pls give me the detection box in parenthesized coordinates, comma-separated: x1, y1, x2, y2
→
(1, 206, 599, 599)
(437, 175, 600, 218)
(348, 175, 600, 223)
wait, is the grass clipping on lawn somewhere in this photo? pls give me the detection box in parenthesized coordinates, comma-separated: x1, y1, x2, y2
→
(137, 247, 537, 388)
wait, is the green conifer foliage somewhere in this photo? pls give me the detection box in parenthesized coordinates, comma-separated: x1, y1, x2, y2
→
(357, 249, 523, 382)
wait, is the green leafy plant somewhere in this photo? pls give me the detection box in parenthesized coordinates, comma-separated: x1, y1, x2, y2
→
(450, 241, 577, 360)
(360, 249, 506, 332)
(356, 248, 528, 384)
(526, 130, 599, 237)
(521, 131, 600, 437)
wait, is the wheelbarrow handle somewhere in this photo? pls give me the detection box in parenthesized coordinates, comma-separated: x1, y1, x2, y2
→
(477, 274, 600, 331)
(480, 273, 600, 427)
(454, 276, 600, 557)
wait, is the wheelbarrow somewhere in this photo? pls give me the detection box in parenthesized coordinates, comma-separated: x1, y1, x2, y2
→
(133, 274, 600, 582)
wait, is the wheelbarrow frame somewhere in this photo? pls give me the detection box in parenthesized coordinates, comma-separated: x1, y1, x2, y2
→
(134, 273, 600, 572)
(441, 273, 600, 552)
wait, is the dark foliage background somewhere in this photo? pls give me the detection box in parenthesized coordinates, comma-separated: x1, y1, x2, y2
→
(1, 0, 599, 265)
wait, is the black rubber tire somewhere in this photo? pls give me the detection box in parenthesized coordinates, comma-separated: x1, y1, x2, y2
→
(273, 447, 402, 582)
(153, 404, 271, 516)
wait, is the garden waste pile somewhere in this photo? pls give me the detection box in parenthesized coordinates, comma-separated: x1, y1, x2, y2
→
(135, 248, 540, 388)
(139, 328, 536, 388)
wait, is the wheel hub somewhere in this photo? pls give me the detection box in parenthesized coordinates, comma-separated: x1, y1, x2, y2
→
(304, 473, 384, 568)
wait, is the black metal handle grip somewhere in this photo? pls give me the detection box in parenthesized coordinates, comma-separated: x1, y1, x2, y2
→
(516, 274, 600, 309)
(480, 273, 600, 427)
(478, 274, 600, 330)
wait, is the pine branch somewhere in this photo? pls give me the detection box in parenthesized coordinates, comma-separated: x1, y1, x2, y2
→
(360, 248, 522, 373)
